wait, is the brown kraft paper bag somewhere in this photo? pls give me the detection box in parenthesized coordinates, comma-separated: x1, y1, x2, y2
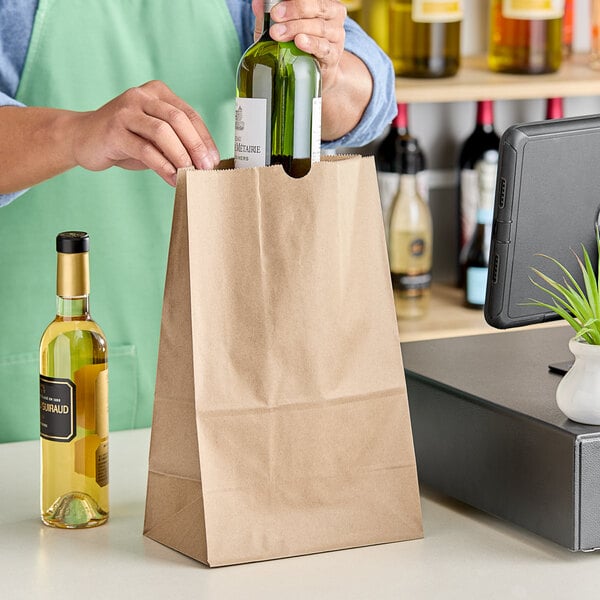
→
(143, 155, 423, 566)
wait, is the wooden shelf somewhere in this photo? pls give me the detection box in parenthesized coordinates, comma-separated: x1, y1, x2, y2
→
(395, 54, 600, 104)
(396, 283, 566, 343)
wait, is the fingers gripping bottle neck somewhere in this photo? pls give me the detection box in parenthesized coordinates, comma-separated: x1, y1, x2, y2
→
(235, 0, 322, 177)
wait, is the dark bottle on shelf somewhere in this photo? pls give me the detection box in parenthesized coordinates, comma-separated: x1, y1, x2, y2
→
(463, 152, 497, 309)
(375, 102, 426, 244)
(458, 100, 500, 284)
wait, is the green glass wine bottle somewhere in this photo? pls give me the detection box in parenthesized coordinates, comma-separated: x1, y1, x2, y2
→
(235, 0, 322, 178)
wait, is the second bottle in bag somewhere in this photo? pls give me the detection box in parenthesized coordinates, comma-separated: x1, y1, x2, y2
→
(235, 0, 322, 177)
(389, 0, 463, 78)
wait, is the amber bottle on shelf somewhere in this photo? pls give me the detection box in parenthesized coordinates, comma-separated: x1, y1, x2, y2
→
(488, 0, 564, 74)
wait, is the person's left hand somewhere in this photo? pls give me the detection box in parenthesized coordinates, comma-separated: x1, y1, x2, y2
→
(251, 0, 347, 91)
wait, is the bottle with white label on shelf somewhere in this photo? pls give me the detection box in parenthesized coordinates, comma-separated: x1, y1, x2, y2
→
(388, 137, 433, 320)
(375, 102, 426, 245)
(235, 0, 322, 178)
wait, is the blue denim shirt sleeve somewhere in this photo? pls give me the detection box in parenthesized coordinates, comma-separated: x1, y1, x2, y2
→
(1, 0, 395, 206)
(322, 16, 396, 150)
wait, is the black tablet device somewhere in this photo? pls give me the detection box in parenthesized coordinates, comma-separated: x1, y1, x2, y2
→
(484, 114, 600, 329)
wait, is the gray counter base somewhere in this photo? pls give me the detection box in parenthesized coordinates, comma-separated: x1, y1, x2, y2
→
(402, 326, 600, 551)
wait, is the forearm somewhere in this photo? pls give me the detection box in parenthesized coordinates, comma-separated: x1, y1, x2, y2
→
(0, 81, 221, 197)
(0, 106, 79, 194)
(321, 49, 373, 142)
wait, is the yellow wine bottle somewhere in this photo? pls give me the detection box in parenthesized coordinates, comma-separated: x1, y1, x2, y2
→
(40, 232, 108, 528)
(389, 0, 463, 78)
(488, 0, 563, 74)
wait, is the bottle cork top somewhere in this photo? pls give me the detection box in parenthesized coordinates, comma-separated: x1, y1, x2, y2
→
(56, 231, 89, 254)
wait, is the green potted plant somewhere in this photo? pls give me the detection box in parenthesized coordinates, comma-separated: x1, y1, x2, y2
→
(528, 229, 600, 425)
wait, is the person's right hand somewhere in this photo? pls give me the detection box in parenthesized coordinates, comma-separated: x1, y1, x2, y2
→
(72, 80, 220, 186)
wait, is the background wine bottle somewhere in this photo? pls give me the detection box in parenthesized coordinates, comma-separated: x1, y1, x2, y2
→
(389, 0, 462, 78)
(488, 0, 564, 74)
(463, 152, 497, 308)
(40, 232, 108, 528)
(375, 102, 426, 245)
(235, 0, 322, 178)
(389, 139, 433, 319)
(458, 100, 500, 284)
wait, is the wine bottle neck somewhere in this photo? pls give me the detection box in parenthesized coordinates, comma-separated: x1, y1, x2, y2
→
(393, 103, 409, 135)
(56, 295, 90, 318)
(476, 100, 494, 127)
(259, 12, 274, 40)
(546, 98, 564, 119)
(56, 251, 90, 307)
(399, 173, 419, 196)
(261, 0, 282, 38)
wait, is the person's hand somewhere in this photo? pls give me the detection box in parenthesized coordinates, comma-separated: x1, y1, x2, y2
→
(251, 0, 347, 91)
(72, 80, 219, 186)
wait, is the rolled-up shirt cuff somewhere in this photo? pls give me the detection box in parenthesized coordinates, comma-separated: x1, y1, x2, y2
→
(0, 91, 24, 107)
(321, 18, 396, 150)
(0, 190, 27, 207)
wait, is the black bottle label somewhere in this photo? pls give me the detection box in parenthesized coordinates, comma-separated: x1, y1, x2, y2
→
(40, 375, 76, 442)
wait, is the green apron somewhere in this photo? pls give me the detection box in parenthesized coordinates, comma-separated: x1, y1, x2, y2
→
(0, 0, 240, 442)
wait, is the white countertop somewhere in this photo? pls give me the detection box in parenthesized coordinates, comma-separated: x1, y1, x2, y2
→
(2, 427, 599, 599)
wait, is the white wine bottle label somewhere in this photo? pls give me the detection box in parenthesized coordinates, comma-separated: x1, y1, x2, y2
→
(412, 0, 463, 23)
(40, 375, 76, 442)
(234, 97, 268, 169)
(311, 97, 322, 164)
(501, 0, 564, 20)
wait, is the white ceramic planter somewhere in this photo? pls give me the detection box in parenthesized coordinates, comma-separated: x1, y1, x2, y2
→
(556, 338, 600, 425)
